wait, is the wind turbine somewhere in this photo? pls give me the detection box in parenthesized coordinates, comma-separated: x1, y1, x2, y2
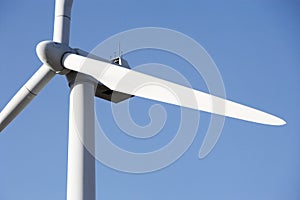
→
(0, 0, 286, 200)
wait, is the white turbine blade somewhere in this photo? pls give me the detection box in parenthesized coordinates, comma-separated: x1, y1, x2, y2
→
(53, 0, 73, 44)
(63, 53, 286, 126)
(0, 65, 55, 132)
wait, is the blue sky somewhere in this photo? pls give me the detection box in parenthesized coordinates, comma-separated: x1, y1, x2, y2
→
(0, 0, 300, 199)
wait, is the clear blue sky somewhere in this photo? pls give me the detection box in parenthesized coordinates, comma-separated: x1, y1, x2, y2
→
(0, 0, 299, 199)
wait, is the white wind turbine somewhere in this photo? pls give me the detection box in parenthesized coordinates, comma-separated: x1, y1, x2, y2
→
(0, 0, 286, 200)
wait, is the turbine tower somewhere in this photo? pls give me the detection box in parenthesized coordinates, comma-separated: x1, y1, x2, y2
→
(0, 0, 286, 200)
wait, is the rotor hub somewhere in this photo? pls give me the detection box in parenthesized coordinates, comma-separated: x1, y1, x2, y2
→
(36, 40, 75, 74)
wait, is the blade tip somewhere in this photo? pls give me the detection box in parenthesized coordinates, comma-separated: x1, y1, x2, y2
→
(276, 118, 287, 126)
(269, 117, 286, 126)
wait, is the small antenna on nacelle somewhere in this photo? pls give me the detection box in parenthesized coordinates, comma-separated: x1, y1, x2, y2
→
(118, 42, 121, 58)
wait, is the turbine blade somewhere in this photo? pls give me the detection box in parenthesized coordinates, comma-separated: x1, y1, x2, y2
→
(0, 65, 55, 132)
(62, 53, 286, 126)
